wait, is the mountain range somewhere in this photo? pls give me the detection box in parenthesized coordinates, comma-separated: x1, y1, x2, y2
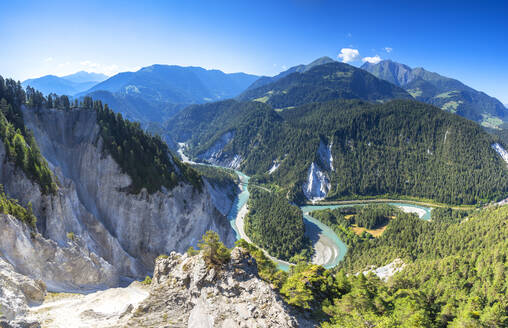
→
(22, 58, 508, 131)
(22, 71, 108, 96)
(361, 60, 508, 128)
(3, 53, 508, 327)
(238, 60, 412, 109)
(82, 65, 258, 125)
(170, 98, 508, 205)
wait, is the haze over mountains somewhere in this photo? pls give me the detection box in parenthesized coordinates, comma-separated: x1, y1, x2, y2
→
(22, 71, 108, 96)
(80, 65, 259, 124)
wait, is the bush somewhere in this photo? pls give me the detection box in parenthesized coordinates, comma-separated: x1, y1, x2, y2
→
(197, 231, 231, 267)
(186, 246, 199, 257)
(142, 275, 152, 285)
(66, 232, 75, 241)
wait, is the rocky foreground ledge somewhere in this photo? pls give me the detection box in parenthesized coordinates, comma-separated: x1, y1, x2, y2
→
(23, 247, 315, 328)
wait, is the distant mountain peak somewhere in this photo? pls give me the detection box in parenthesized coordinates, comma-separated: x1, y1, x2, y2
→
(306, 56, 336, 68)
(245, 56, 339, 91)
(239, 60, 411, 108)
(22, 71, 109, 96)
(362, 60, 508, 126)
(62, 71, 109, 83)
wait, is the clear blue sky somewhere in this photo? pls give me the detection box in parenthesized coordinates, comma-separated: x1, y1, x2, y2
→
(1, 0, 507, 103)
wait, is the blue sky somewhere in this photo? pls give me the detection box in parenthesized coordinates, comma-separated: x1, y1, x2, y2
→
(1, 0, 507, 103)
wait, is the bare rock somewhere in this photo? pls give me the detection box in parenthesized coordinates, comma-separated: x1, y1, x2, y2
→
(0, 257, 45, 323)
(126, 248, 316, 328)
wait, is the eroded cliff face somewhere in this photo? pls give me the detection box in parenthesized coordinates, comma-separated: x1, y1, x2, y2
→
(0, 255, 45, 323)
(197, 131, 243, 169)
(0, 214, 118, 292)
(0, 107, 234, 289)
(303, 162, 330, 202)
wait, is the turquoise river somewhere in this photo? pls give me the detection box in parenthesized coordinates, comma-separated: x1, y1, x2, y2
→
(226, 170, 433, 272)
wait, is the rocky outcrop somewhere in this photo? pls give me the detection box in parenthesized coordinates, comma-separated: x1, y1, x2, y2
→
(492, 143, 508, 165)
(317, 139, 333, 172)
(303, 140, 335, 201)
(268, 161, 280, 174)
(0, 214, 118, 292)
(0, 107, 234, 290)
(0, 256, 45, 323)
(203, 178, 238, 217)
(360, 258, 406, 282)
(303, 162, 330, 201)
(197, 131, 242, 169)
(125, 248, 315, 327)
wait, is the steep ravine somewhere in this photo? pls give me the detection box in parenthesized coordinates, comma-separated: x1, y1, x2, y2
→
(0, 106, 235, 289)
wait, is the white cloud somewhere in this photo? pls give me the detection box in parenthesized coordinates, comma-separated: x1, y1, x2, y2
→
(362, 55, 382, 64)
(337, 48, 360, 63)
(384, 47, 393, 53)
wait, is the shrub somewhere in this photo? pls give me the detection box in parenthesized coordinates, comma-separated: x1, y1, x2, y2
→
(142, 275, 152, 285)
(197, 230, 231, 267)
(66, 232, 75, 241)
(186, 246, 199, 257)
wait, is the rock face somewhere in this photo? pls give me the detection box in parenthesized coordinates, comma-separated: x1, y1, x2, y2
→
(0, 107, 234, 291)
(361, 258, 406, 282)
(492, 143, 508, 165)
(0, 256, 45, 322)
(126, 248, 315, 328)
(317, 139, 334, 172)
(303, 162, 330, 201)
(0, 214, 118, 292)
(197, 131, 242, 169)
(202, 178, 238, 217)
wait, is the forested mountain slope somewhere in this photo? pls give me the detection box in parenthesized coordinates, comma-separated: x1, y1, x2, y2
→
(238, 61, 412, 109)
(170, 99, 508, 204)
(248, 204, 508, 327)
(362, 60, 508, 128)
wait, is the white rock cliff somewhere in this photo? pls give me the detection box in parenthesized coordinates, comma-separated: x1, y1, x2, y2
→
(0, 107, 235, 295)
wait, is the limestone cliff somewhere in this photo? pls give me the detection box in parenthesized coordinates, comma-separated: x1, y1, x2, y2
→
(0, 255, 45, 324)
(0, 106, 235, 289)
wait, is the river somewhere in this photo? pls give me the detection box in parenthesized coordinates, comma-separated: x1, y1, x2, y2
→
(225, 170, 432, 272)
(177, 145, 432, 271)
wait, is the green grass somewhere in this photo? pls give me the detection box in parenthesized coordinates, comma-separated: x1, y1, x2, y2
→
(481, 113, 503, 129)
(253, 95, 269, 103)
(407, 88, 423, 98)
(435, 90, 457, 98)
(441, 100, 462, 113)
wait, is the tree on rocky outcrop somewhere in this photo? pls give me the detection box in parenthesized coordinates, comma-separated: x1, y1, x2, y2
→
(197, 230, 231, 267)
